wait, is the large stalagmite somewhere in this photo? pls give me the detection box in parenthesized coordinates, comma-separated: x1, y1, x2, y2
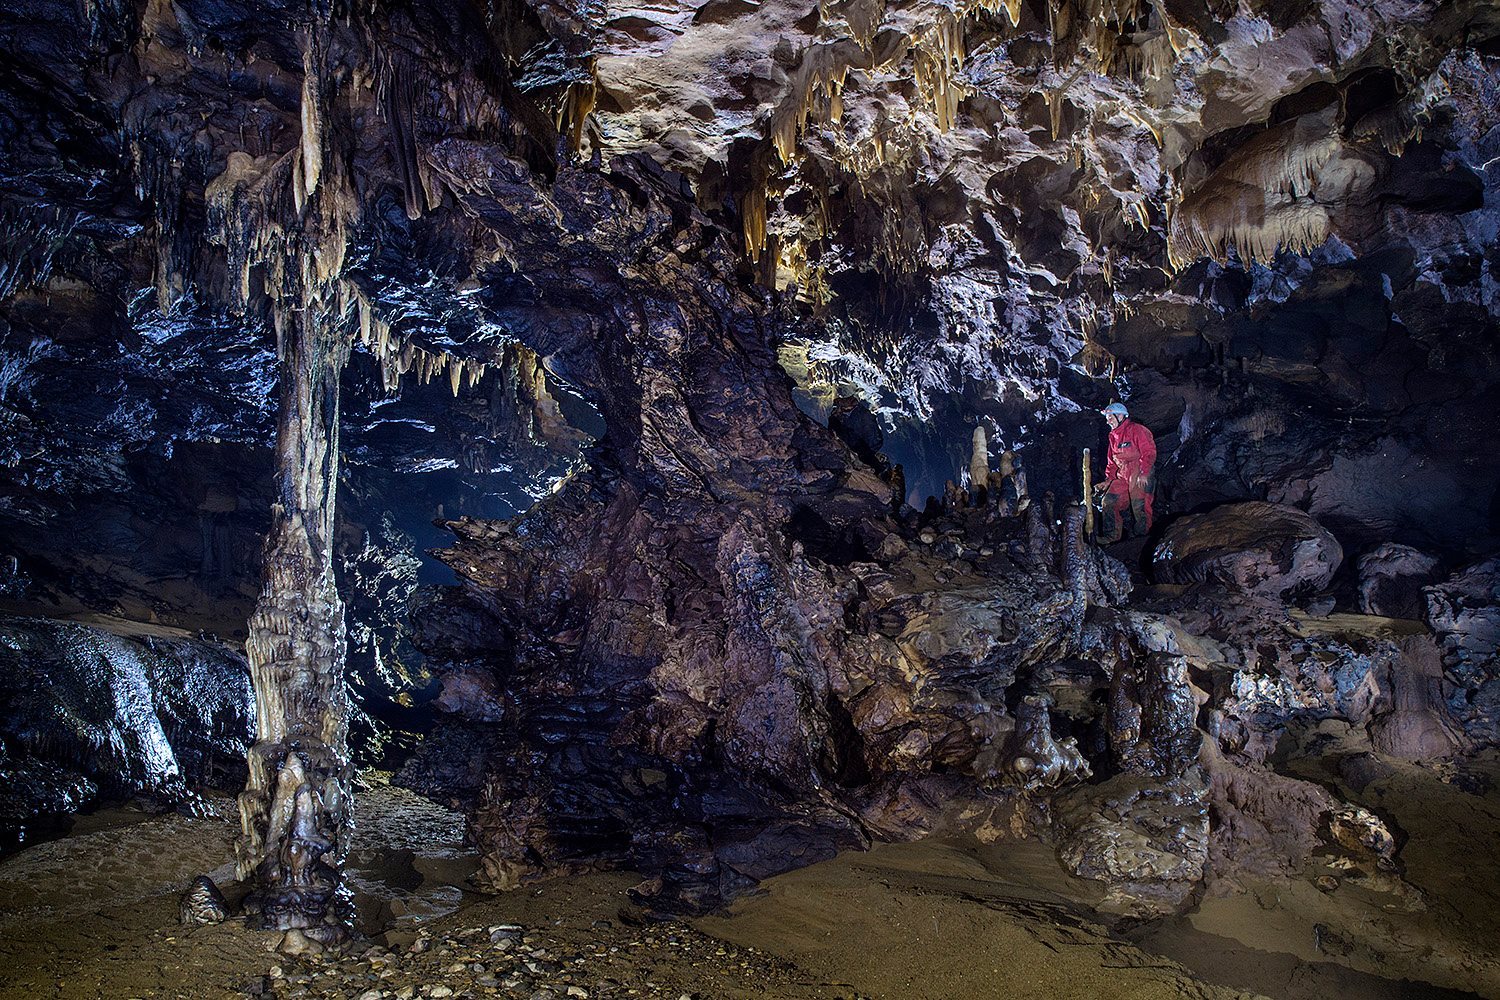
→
(236, 313, 352, 946)
(969, 425, 989, 498)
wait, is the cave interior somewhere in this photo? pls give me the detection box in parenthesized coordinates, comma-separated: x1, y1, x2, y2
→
(1, 0, 1499, 996)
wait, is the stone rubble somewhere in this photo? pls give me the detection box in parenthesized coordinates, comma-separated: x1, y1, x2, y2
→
(247, 920, 866, 1000)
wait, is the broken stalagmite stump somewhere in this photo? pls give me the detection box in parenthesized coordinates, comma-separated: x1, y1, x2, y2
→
(1082, 448, 1094, 541)
(179, 875, 229, 925)
(969, 425, 989, 503)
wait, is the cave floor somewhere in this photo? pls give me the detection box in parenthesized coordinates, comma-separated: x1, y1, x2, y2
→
(1, 753, 1496, 1000)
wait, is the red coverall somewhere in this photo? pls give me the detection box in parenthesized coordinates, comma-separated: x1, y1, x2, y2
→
(1103, 418, 1156, 539)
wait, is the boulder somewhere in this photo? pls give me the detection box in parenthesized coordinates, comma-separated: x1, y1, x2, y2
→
(1357, 543, 1442, 619)
(1151, 501, 1342, 598)
(1054, 770, 1210, 916)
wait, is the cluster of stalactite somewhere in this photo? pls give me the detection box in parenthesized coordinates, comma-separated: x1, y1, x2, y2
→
(732, 0, 1209, 339)
(186, 0, 583, 945)
(1171, 47, 1466, 267)
(737, 0, 1486, 340)
(0, 204, 82, 303)
(177, 0, 549, 947)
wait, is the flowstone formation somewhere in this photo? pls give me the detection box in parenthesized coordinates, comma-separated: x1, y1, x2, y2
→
(0, 616, 253, 849)
(0, 0, 1498, 964)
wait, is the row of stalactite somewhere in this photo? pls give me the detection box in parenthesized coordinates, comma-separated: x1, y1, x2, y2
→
(351, 289, 491, 396)
(114, 0, 587, 948)
(205, 149, 494, 400)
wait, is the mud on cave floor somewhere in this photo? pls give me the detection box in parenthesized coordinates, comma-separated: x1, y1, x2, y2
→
(0, 754, 1497, 1000)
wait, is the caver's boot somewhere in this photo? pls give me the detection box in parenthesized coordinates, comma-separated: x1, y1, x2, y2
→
(1097, 492, 1124, 545)
(1126, 476, 1155, 537)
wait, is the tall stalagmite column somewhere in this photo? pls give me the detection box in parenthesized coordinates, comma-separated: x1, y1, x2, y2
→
(230, 18, 357, 950)
(236, 313, 352, 946)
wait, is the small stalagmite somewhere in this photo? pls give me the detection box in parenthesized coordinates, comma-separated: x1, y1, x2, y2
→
(969, 425, 989, 502)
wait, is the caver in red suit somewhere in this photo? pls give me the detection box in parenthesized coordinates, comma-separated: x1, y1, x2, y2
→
(1099, 402, 1156, 542)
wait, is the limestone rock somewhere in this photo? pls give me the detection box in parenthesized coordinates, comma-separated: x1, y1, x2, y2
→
(1358, 543, 1442, 619)
(0, 616, 253, 842)
(1054, 770, 1210, 916)
(1151, 502, 1343, 598)
(180, 875, 229, 925)
(1425, 558, 1500, 741)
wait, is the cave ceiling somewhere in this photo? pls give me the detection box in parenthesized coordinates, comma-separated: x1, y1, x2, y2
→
(0, 0, 1498, 627)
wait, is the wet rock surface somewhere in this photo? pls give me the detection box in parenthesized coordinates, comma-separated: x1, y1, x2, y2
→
(1054, 771, 1210, 914)
(1425, 557, 1500, 742)
(6, 768, 1496, 1000)
(0, 615, 253, 849)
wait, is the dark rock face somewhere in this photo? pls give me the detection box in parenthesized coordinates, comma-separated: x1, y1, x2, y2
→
(1358, 543, 1443, 619)
(409, 474, 1147, 906)
(0, 616, 253, 847)
(1151, 501, 1343, 598)
(1426, 558, 1500, 742)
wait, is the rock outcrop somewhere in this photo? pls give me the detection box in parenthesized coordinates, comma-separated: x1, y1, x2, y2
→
(0, 0, 1495, 939)
(0, 616, 253, 848)
(1358, 543, 1443, 620)
(1426, 558, 1500, 743)
(1151, 502, 1343, 598)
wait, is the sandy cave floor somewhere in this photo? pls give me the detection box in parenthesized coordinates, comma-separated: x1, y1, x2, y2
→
(0, 752, 1497, 1000)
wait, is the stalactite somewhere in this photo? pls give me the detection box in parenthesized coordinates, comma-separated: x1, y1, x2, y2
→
(555, 58, 599, 155)
(300, 34, 325, 201)
(1045, 67, 1085, 141)
(1167, 106, 1351, 269)
(840, 0, 886, 49)
(130, 137, 192, 310)
(912, 13, 965, 132)
(768, 43, 855, 166)
(378, 52, 427, 220)
(742, 183, 768, 263)
(1352, 70, 1449, 154)
(0, 204, 81, 303)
